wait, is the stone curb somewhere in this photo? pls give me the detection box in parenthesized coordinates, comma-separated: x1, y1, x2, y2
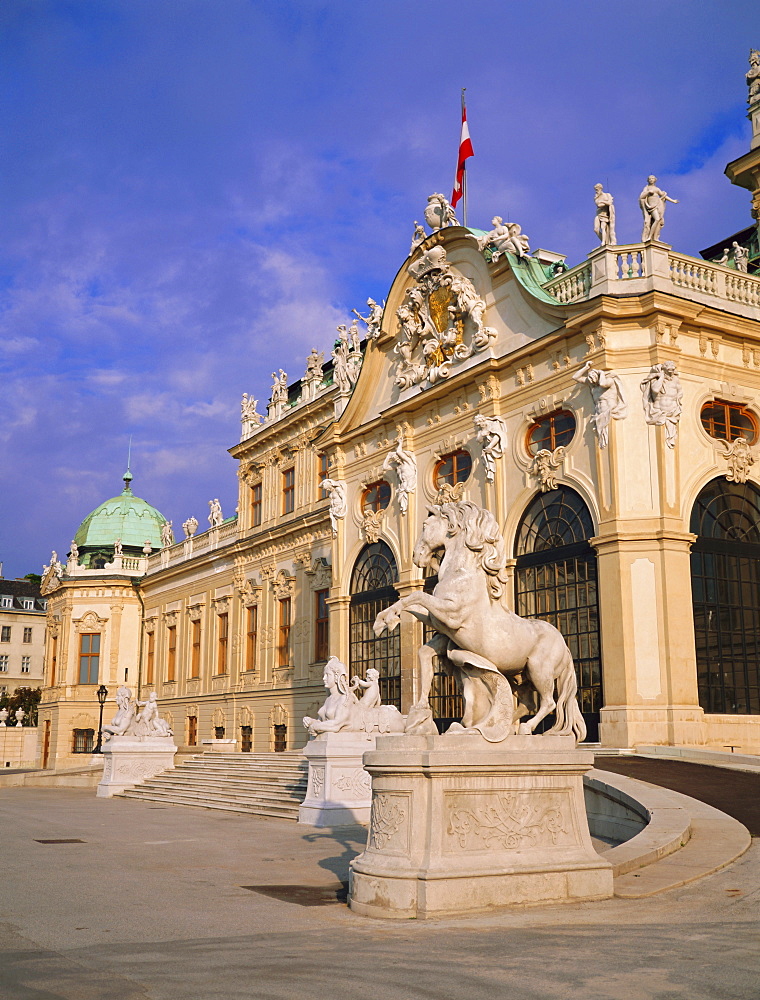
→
(635, 744, 760, 773)
(587, 768, 752, 898)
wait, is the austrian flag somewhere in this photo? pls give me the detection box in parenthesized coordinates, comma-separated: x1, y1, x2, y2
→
(451, 98, 474, 209)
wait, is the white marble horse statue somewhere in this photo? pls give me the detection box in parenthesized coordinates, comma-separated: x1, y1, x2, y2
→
(373, 500, 586, 743)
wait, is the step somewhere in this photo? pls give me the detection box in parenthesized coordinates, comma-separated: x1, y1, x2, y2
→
(120, 789, 300, 819)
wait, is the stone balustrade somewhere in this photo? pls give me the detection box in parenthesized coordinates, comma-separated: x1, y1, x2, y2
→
(145, 517, 240, 574)
(544, 242, 760, 320)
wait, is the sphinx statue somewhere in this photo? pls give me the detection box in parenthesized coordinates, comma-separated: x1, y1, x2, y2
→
(303, 657, 405, 737)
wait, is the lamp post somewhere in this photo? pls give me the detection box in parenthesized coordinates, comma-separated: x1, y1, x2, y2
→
(93, 684, 109, 753)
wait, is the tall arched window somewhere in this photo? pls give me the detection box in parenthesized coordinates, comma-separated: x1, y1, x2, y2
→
(514, 487, 602, 740)
(690, 478, 760, 715)
(349, 542, 401, 709)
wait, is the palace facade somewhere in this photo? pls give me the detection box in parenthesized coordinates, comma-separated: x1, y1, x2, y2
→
(37, 64, 760, 768)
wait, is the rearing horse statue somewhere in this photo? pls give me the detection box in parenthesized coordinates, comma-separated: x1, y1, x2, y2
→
(373, 500, 586, 743)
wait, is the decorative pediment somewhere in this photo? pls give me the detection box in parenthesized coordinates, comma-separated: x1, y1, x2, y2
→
(272, 569, 295, 600)
(233, 570, 261, 606)
(186, 603, 205, 622)
(305, 557, 332, 591)
(73, 610, 108, 634)
(393, 247, 496, 391)
(162, 610, 179, 626)
(211, 595, 230, 614)
(40, 562, 63, 596)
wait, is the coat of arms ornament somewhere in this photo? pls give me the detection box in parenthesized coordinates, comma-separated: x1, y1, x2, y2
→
(393, 246, 496, 390)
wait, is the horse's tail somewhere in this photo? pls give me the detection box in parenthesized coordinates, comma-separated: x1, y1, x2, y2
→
(553, 647, 587, 743)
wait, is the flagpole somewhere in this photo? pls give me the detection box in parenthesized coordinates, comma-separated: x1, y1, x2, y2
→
(461, 88, 467, 228)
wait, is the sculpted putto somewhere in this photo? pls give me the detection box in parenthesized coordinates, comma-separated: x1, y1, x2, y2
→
(103, 687, 173, 740)
(373, 501, 586, 743)
(475, 218, 532, 262)
(474, 414, 508, 483)
(573, 360, 628, 449)
(640, 362, 683, 448)
(303, 657, 405, 737)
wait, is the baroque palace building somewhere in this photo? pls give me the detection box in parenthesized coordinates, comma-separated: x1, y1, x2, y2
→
(38, 58, 760, 768)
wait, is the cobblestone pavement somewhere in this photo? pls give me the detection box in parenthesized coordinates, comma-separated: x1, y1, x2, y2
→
(1, 788, 758, 1000)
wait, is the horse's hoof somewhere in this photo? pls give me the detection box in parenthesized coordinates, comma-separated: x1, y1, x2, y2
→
(517, 722, 533, 735)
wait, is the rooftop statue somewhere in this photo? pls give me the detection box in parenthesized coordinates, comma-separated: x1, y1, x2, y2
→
(573, 360, 628, 449)
(593, 184, 616, 246)
(240, 392, 263, 426)
(304, 347, 324, 380)
(208, 498, 223, 528)
(352, 298, 384, 341)
(410, 220, 427, 254)
(160, 520, 174, 547)
(303, 657, 405, 737)
(474, 217, 532, 262)
(424, 192, 459, 231)
(641, 362, 683, 448)
(733, 242, 749, 273)
(639, 175, 678, 242)
(347, 318, 361, 353)
(372, 501, 586, 743)
(748, 48, 760, 102)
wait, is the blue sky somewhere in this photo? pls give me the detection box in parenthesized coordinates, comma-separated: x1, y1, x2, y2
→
(0, 0, 757, 578)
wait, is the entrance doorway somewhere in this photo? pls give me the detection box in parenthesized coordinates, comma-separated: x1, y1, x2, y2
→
(349, 542, 401, 709)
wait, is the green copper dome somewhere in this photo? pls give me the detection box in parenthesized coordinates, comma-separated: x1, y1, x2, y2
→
(73, 471, 167, 565)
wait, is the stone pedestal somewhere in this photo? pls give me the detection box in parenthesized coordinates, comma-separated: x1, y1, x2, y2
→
(298, 732, 377, 827)
(96, 736, 177, 798)
(348, 733, 613, 919)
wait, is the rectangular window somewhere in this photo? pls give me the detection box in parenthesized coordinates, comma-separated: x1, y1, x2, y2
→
(241, 725, 252, 752)
(191, 619, 201, 678)
(166, 625, 177, 682)
(217, 612, 228, 674)
(214, 725, 225, 739)
(251, 482, 262, 527)
(72, 728, 94, 754)
(1, 626, 10, 643)
(318, 453, 329, 483)
(0, 655, 8, 672)
(245, 605, 258, 672)
(273, 723, 287, 752)
(146, 631, 155, 685)
(50, 635, 58, 686)
(21, 656, 30, 674)
(23, 627, 33, 644)
(315, 589, 329, 661)
(278, 597, 291, 667)
(282, 467, 295, 515)
(78, 633, 100, 684)
(187, 715, 197, 746)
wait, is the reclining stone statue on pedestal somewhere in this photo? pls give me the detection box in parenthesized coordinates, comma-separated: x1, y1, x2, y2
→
(303, 657, 405, 737)
(373, 500, 586, 743)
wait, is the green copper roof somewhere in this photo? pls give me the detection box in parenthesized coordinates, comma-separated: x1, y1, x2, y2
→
(74, 472, 167, 552)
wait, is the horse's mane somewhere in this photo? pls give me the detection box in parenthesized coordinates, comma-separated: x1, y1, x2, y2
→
(438, 501, 509, 600)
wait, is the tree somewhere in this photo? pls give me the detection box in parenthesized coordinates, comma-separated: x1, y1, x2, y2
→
(23, 573, 42, 587)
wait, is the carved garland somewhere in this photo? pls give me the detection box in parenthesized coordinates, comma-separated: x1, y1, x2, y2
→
(73, 611, 108, 634)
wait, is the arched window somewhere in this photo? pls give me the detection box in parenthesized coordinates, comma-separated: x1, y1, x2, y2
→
(526, 410, 576, 455)
(361, 481, 391, 513)
(349, 542, 401, 709)
(514, 487, 601, 740)
(433, 450, 472, 490)
(690, 478, 760, 715)
(423, 571, 464, 733)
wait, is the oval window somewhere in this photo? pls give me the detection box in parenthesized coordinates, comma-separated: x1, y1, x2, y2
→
(526, 410, 576, 455)
(433, 450, 472, 489)
(361, 481, 391, 513)
(700, 400, 758, 444)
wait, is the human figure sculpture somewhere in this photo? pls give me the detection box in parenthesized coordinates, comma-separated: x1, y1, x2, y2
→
(183, 516, 198, 538)
(373, 500, 586, 742)
(733, 242, 749, 273)
(320, 478, 347, 534)
(350, 666, 382, 709)
(347, 319, 361, 354)
(593, 184, 616, 245)
(160, 521, 174, 547)
(352, 298, 384, 340)
(241, 393, 263, 427)
(69, 541, 79, 564)
(331, 341, 352, 394)
(113, 538, 123, 556)
(474, 414, 508, 483)
(270, 370, 288, 409)
(640, 362, 683, 448)
(302, 657, 404, 737)
(639, 175, 678, 242)
(410, 220, 427, 254)
(305, 348, 324, 380)
(748, 48, 760, 101)
(383, 436, 417, 515)
(134, 692, 173, 737)
(716, 247, 730, 265)
(424, 193, 459, 231)
(103, 685, 138, 738)
(573, 360, 628, 449)
(208, 499, 223, 528)
(475, 217, 532, 261)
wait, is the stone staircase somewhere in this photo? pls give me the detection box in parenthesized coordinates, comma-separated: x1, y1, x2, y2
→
(118, 750, 308, 820)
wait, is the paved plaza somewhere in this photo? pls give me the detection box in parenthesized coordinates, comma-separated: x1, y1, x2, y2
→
(1, 785, 758, 1000)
